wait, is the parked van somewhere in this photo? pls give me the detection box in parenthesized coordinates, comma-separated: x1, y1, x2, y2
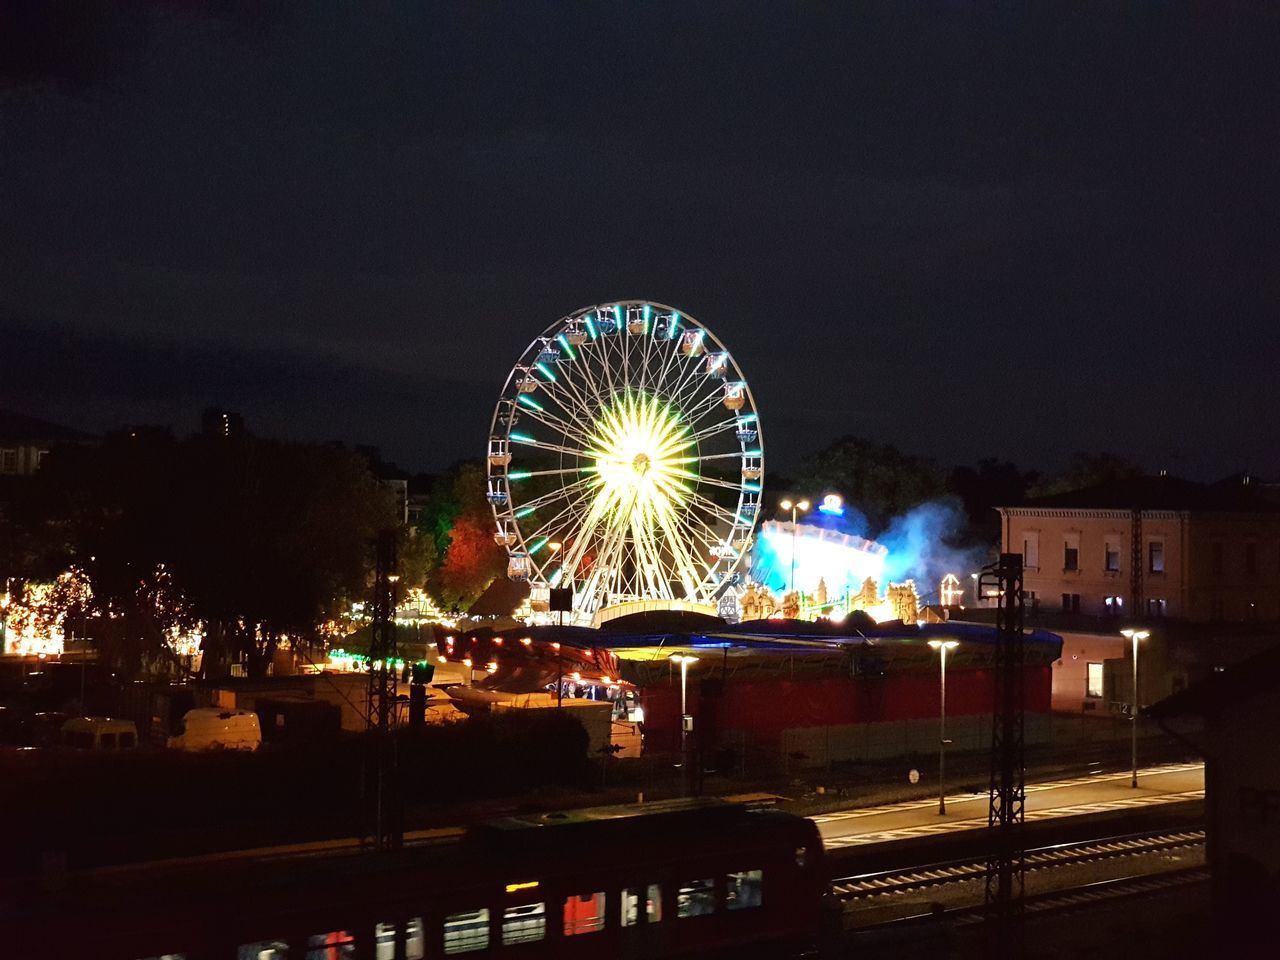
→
(168, 708, 262, 752)
(61, 717, 139, 750)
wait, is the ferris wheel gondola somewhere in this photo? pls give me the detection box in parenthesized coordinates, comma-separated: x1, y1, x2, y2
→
(486, 300, 764, 624)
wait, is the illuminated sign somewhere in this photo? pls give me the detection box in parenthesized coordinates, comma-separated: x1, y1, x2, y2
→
(506, 881, 540, 893)
(818, 494, 844, 516)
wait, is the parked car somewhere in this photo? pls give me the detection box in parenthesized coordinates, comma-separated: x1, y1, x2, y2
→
(167, 708, 262, 752)
(61, 716, 139, 750)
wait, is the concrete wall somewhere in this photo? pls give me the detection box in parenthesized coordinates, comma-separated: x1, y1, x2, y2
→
(1051, 630, 1127, 713)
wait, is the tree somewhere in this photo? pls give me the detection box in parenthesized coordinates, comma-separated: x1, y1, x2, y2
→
(14, 431, 396, 678)
(1027, 452, 1142, 498)
(791, 436, 945, 534)
(946, 458, 1040, 546)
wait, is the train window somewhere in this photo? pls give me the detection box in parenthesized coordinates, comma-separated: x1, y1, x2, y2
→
(621, 888, 639, 926)
(726, 870, 763, 910)
(646, 883, 663, 923)
(502, 902, 546, 944)
(443, 908, 490, 954)
(676, 879, 715, 918)
(239, 942, 287, 960)
(563, 892, 606, 935)
(306, 931, 354, 960)
(375, 919, 424, 960)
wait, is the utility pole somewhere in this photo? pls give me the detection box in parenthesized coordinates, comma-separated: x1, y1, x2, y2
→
(365, 529, 401, 852)
(982, 554, 1026, 956)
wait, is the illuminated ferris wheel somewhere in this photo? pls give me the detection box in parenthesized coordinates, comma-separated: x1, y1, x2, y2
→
(487, 301, 763, 624)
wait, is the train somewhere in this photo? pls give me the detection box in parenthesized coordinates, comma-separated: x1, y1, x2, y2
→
(8, 797, 828, 959)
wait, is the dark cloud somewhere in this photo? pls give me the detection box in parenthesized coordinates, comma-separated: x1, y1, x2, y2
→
(2, 3, 1277, 476)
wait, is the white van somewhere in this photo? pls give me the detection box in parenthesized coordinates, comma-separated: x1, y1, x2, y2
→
(61, 717, 139, 750)
(168, 708, 262, 752)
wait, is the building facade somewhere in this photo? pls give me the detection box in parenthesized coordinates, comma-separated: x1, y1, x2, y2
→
(998, 475, 1280, 623)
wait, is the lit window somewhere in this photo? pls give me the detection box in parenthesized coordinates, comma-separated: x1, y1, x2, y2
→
(1086, 663, 1103, 699)
(239, 944, 287, 960)
(1148, 540, 1165, 573)
(1105, 543, 1121, 572)
(137, 955, 185, 960)
(621, 888, 640, 926)
(306, 932, 354, 960)
(1147, 598, 1167, 618)
(1021, 532, 1040, 570)
(1063, 534, 1080, 572)
(1104, 596, 1123, 616)
(677, 878, 716, 917)
(374, 920, 423, 960)
(727, 870, 763, 910)
(443, 909, 490, 954)
(564, 892, 605, 935)
(502, 902, 546, 945)
(646, 883, 663, 923)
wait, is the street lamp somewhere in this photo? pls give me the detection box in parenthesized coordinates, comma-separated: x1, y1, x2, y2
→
(1120, 628, 1150, 787)
(670, 654, 699, 792)
(970, 572, 979, 604)
(779, 498, 811, 595)
(927, 639, 959, 814)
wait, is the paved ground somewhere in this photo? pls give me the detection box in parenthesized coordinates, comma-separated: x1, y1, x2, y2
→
(813, 761, 1204, 848)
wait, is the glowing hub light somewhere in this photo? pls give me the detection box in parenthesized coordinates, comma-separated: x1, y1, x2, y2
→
(574, 390, 698, 594)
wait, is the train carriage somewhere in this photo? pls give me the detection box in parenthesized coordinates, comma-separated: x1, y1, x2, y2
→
(10, 798, 826, 960)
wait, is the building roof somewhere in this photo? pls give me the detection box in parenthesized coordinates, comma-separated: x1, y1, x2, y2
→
(0, 408, 95, 446)
(1008, 474, 1280, 513)
(1144, 642, 1280, 720)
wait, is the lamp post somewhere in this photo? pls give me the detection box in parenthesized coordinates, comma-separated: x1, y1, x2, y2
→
(927, 639, 959, 814)
(779, 498, 811, 595)
(1120, 628, 1150, 787)
(670, 654, 698, 793)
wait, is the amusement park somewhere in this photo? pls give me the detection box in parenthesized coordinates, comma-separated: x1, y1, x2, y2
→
(396, 300, 1064, 769)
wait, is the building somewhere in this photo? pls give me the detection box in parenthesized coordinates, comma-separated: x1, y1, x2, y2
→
(1146, 644, 1280, 944)
(998, 474, 1280, 623)
(432, 617, 1062, 766)
(200, 407, 245, 440)
(0, 409, 94, 476)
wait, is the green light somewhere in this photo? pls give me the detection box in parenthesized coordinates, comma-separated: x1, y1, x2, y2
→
(548, 567, 563, 587)
(743, 449, 762, 456)
(556, 334, 576, 359)
(509, 471, 532, 481)
(510, 432, 535, 443)
(529, 537, 548, 554)
(743, 482, 761, 492)
(515, 506, 535, 518)
(535, 362, 557, 381)
(517, 395, 544, 411)
(585, 315, 597, 339)
(669, 312, 680, 339)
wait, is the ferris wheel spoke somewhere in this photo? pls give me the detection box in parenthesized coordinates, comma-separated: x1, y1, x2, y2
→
(687, 417, 743, 444)
(684, 489, 742, 525)
(510, 436, 586, 458)
(524, 489, 595, 546)
(515, 475, 596, 512)
(511, 403, 593, 446)
(534, 371, 595, 424)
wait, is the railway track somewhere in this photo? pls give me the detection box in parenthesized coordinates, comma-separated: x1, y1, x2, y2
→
(831, 828, 1204, 901)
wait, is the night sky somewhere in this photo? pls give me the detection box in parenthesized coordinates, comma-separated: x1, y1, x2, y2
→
(2, 4, 1277, 477)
